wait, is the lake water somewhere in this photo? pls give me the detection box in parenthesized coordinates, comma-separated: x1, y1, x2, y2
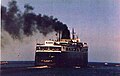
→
(1, 61, 120, 76)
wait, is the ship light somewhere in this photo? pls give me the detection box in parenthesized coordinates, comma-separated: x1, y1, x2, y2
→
(104, 62, 108, 66)
(41, 60, 52, 62)
(50, 56, 55, 58)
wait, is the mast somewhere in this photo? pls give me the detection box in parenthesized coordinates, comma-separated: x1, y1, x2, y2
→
(72, 28, 75, 39)
(58, 31, 61, 41)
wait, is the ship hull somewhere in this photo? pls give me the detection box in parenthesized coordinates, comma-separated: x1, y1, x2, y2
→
(35, 49, 88, 67)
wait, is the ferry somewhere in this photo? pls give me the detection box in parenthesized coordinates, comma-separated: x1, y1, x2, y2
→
(35, 29, 88, 67)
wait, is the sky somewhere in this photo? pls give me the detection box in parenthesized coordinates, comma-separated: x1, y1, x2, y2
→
(1, 0, 120, 63)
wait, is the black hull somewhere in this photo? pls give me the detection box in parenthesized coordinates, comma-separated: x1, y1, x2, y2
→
(35, 51, 88, 67)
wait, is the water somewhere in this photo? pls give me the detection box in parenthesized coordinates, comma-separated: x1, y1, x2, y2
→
(1, 61, 120, 76)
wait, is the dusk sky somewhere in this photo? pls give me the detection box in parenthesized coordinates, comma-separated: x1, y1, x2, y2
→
(1, 0, 120, 63)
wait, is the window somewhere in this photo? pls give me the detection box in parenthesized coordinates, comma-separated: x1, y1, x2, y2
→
(36, 47, 39, 50)
(50, 47, 61, 51)
(40, 47, 48, 50)
(46, 42, 54, 44)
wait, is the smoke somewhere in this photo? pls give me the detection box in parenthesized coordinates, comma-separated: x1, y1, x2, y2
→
(1, 0, 70, 61)
(1, 28, 57, 61)
(1, 0, 70, 39)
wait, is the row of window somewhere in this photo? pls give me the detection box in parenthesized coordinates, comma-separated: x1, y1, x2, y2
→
(36, 47, 61, 51)
(66, 48, 81, 51)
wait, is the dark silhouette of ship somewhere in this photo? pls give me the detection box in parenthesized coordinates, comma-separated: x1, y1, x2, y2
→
(35, 29, 88, 68)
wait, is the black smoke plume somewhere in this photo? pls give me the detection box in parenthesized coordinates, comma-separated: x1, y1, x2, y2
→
(1, 0, 70, 39)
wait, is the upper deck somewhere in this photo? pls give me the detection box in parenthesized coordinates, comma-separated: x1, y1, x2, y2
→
(36, 38, 88, 53)
(35, 28, 88, 52)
